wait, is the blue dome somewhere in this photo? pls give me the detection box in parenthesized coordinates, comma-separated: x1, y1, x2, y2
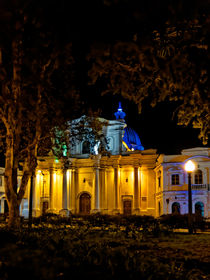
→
(123, 127, 144, 151)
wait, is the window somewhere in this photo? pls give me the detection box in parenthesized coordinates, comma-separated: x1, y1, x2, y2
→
(0, 176, 2, 186)
(172, 202, 180, 214)
(158, 201, 161, 216)
(171, 174, 180, 185)
(195, 202, 204, 217)
(157, 170, 161, 188)
(194, 170, 203, 184)
(82, 141, 90, 154)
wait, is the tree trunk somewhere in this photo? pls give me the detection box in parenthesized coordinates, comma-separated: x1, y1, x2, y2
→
(7, 198, 21, 229)
(4, 133, 22, 229)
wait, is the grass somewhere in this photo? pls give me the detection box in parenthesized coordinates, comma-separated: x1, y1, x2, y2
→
(0, 215, 209, 280)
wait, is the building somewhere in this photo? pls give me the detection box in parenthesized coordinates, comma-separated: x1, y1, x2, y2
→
(155, 147, 210, 217)
(0, 104, 210, 218)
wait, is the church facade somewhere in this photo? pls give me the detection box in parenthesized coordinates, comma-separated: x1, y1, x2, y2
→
(0, 104, 210, 218)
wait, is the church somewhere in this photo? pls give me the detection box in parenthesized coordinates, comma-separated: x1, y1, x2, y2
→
(0, 103, 210, 218)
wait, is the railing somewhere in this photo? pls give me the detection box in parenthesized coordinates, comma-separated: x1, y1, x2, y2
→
(192, 184, 210, 191)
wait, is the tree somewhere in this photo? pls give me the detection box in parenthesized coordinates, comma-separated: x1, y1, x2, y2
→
(0, 0, 78, 228)
(68, 113, 110, 156)
(87, 0, 210, 144)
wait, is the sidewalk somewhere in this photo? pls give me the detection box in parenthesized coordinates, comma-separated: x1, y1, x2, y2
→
(173, 228, 210, 234)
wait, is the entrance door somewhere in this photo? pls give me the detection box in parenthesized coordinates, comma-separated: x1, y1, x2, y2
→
(79, 193, 91, 214)
(123, 200, 132, 215)
(172, 202, 180, 214)
(195, 202, 204, 217)
(42, 201, 49, 215)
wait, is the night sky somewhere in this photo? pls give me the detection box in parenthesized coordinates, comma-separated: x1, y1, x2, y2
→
(66, 0, 209, 155)
(87, 93, 206, 155)
(0, 0, 208, 167)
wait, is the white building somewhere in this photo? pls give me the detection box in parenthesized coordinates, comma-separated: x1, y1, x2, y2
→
(155, 147, 210, 217)
(0, 104, 209, 218)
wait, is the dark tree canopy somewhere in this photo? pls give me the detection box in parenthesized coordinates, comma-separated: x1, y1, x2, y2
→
(87, 0, 210, 144)
(0, 0, 83, 227)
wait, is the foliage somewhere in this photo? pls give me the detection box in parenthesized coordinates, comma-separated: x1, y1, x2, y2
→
(87, 0, 210, 144)
(0, 0, 80, 227)
(68, 114, 110, 156)
(0, 218, 210, 280)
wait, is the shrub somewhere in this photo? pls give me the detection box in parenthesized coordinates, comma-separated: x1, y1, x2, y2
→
(159, 214, 207, 231)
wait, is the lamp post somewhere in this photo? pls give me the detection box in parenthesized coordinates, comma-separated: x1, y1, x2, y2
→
(184, 160, 195, 234)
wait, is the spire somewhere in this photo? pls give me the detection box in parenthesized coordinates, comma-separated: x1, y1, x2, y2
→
(114, 102, 126, 121)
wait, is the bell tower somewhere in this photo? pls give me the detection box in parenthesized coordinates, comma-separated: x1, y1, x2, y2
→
(114, 102, 126, 121)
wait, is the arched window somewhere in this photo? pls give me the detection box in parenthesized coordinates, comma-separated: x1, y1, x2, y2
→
(82, 141, 90, 154)
(195, 202, 204, 217)
(194, 170, 203, 184)
(172, 202, 180, 214)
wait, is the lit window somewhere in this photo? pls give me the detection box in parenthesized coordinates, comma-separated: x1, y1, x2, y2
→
(194, 170, 203, 184)
(171, 174, 180, 185)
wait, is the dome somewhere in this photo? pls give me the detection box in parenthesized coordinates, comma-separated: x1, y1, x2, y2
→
(123, 126, 144, 151)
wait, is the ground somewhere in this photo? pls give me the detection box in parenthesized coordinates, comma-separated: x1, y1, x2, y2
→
(0, 215, 209, 280)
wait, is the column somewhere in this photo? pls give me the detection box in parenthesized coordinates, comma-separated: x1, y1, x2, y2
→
(70, 168, 75, 214)
(49, 168, 54, 211)
(100, 168, 107, 213)
(93, 167, 100, 212)
(32, 171, 40, 217)
(59, 168, 69, 216)
(74, 168, 78, 214)
(113, 167, 120, 214)
(133, 166, 140, 214)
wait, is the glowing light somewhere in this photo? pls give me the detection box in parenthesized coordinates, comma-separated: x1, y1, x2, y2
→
(54, 173, 57, 182)
(184, 160, 195, 172)
(94, 141, 100, 155)
(63, 145, 67, 157)
(55, 159, 59, 163)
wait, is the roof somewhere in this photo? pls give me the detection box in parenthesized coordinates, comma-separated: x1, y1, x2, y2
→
(123, 126, 144, 151)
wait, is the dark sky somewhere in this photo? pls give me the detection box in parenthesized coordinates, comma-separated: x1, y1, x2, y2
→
(88, 93, 206, 155)
(66, 0, 209, 155)
(56, 0, 208, 155)
(0, 0, 208, 168)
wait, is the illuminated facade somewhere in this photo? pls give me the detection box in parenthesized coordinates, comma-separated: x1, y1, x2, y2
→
(0, 105, 210, 218)
(155, 148, 210, 217)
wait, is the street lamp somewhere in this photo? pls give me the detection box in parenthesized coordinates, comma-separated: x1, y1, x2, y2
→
(184, 160, 196, 234)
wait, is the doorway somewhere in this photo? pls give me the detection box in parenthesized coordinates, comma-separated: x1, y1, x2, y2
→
(42, 201, 49, 215)
(123, 200, 132, 215)
(79, 193, 91, 214)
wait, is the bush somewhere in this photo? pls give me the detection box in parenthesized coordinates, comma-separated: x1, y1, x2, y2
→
(32, 213, 72, 226)
(159, 214, 206, 231)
